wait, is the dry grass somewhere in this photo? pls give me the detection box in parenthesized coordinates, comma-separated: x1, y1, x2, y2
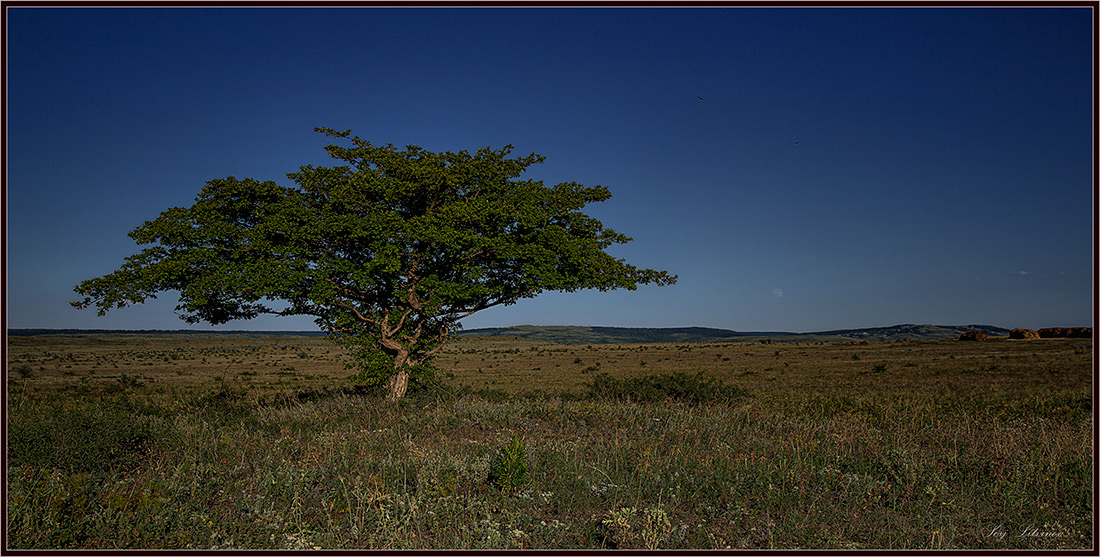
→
(7, 334, 1089, 401)
(5, 334, 1093, 549)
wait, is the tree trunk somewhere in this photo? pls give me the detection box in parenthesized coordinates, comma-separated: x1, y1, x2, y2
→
(386, 349, 412, 401)
(386, 370, 410, 401)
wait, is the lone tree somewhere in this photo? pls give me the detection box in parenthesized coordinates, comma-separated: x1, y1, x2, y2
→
(73, 128, 676, 400)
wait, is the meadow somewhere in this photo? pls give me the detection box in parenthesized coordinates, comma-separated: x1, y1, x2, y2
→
(5, 333, 1094, 549)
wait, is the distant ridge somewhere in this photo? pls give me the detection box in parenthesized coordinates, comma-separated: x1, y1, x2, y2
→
(7, 324, 1014, 343)
(457, 324, 1013, 344)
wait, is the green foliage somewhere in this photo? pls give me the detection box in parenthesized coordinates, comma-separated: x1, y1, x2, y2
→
(488, 432, 531, 493)
(584, 371, 750, 404)
(340, 341, 442, 399)
(342, 342, 405, 387)
(9, 395, 163, 475)
(71, 128, 675, 398)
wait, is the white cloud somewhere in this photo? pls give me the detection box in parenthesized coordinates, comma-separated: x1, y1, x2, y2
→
(772, 288, 784, 298)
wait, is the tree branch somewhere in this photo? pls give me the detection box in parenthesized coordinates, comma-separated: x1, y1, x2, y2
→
(447, 289, 536, 319)
(422, 323, 452, 358)
(384, 307, 415, 339)
(335, 300, 379, 328)
(323, 277, 373, 305)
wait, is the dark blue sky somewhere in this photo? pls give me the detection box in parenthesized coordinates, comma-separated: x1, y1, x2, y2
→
(5, 6, 1094, 332)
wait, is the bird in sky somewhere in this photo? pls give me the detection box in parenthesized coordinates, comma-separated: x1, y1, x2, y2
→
(793, 140, 800, 144)
(696, 95, 704, 100)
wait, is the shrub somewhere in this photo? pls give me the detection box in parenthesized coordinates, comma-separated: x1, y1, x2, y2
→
(584, 372, 749, 405)
(958, 330, 990, 341)
(343, 343, 437, 394)
(488, 432, 530, 493)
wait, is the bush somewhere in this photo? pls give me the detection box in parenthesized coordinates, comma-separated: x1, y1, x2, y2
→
(584, 371, 749, 405)
(341, 343, 438, 395)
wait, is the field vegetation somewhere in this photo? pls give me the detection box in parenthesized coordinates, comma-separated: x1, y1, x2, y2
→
(5, 333, 1093, 549)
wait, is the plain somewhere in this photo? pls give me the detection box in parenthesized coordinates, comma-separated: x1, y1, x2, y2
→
(5, 333, 1093, 549)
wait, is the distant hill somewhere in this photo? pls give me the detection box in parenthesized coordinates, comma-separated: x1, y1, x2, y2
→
(811, 324, 1013, 342)
(7, 324, 1013, 344)
(458, 325, 788, 344)
(457, 324, 1013, 344)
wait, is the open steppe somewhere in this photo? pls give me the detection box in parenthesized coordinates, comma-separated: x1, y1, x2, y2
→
(6, 333, 1090, 400)
(5, 333, 1094, 549)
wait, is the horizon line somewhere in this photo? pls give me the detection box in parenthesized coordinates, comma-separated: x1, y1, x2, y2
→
(6, 322, 1049, 336)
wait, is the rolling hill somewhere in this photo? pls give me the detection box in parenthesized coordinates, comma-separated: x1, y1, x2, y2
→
(456, 324, 1013, 344)
(8, 324, 1013, 344)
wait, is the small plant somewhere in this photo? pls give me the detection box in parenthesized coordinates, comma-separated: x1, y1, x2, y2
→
(488, 432, 530, 493)
(872, 363, 887, 373)
(600, 506, 673, 549)
(13, 365, 35, 410)
(13, 365, 35, 379)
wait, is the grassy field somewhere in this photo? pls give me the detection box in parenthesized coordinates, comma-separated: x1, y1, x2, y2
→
(5, 333, 1094, 549)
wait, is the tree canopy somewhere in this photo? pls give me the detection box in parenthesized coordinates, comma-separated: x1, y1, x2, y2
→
(73, 128, 677, 399)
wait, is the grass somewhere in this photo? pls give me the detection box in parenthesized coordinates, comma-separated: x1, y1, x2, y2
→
(4, 334, 1094, 549)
